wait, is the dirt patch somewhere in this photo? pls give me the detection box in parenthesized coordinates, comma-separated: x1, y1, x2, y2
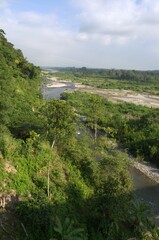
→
(73, 83, 159, 108)
(4, 161, 17, 174)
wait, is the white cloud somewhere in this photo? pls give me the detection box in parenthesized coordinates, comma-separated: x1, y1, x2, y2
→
(76, 33, 88, 41)
(0, 9, 90, 66)
(1, 0, 159, 69)
(0, 0, 9, 9)
(72, 0, 159, 44)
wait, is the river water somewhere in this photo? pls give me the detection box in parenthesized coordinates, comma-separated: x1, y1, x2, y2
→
(130, 168, 159, 216)
(43, 79, 159, 217)
(42, 78, 75, 100)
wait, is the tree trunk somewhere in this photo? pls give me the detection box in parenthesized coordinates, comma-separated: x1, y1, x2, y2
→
(47, 159, 50, 199)
(94, 122, 97, 142)
(47, 138, 56, 199)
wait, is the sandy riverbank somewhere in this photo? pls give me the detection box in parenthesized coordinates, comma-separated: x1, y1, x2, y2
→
(46, 80, 159, 107)
(48, 76, 58, 81)
(72, 83, 159, 108)
(46, 76, 72, 88)
(47, 82, 67, 88)
(45, 75, 159, 108)
(133, 161, 159, 184)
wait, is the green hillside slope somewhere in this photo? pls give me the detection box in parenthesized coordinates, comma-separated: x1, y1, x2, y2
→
(0, 30, 158, 240)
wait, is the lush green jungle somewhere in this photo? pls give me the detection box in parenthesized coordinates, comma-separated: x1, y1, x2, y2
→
(1, 29, 159, 240)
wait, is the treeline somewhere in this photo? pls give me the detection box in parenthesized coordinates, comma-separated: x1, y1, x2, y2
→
(44, 66, 159, 82)
(53, 67, 159, 94)
(61, 67, 159, 82)
(1, 30, 159, 239)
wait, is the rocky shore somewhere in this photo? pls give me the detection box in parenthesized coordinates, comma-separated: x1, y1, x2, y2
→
(133, 161, 159, 183)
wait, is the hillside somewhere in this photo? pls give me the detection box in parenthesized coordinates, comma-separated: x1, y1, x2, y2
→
(0, 30, 159, 240)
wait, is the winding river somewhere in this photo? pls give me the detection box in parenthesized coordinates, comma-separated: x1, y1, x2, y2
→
(42, 79, 159, 218)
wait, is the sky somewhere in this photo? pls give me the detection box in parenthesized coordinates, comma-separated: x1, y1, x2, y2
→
(1, 0, 159, 70)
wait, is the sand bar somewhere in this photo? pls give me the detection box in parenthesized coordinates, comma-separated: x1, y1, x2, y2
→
(72, 83, 159, 108)
(47, 82, 67, 88)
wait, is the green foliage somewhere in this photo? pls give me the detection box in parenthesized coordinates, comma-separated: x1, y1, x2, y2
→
(126, 199, 157, 240)
(1, 31, 157, 240)
(0, 124, 22, 158)
(141, 227, 159, 240)
(118, 110, 159, 165)
(0, 30, 42, 139)
(41, 99, 77, 147)
(62, 91, 159, 165)
(51, 216, 87, 240)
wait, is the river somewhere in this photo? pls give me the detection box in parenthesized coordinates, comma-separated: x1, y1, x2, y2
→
(130, 168, 159, 217)
(42, 77, 75, 100)
(42, 79, 159, 218)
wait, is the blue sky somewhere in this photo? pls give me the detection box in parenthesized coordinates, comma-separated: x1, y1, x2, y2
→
(11, 0, 76, 19)
(1, 0, 159, 70)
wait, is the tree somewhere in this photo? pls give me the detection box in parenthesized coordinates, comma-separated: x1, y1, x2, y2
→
(87, 94, 104, 142)
(42, 99, 77, 198)
(43, 99, 77, 148)
(128, 199, 154, 236)
(0, 29, 6, 40)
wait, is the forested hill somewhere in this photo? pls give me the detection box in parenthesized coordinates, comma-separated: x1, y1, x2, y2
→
(1, 30, 159, 240)
(0, 29, 42, 138)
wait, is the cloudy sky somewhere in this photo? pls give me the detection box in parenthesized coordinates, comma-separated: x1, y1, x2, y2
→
(1, 0, 159, 69)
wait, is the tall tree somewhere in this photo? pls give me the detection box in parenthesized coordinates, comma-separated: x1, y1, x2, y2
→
(42, 99, 77, 198)
(87, 94, 104, 142)
(43, 99, 77, 148)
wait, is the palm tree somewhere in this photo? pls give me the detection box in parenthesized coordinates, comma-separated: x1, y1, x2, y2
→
(128, 199, 154, 233)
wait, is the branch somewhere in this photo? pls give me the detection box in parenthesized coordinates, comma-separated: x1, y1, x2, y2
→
(21, 222, 28, 238)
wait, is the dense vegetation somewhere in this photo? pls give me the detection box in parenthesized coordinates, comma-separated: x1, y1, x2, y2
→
(1, 30, 159, 239)
(62, 91, 159, 167)
(51, 67, 159, 94)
